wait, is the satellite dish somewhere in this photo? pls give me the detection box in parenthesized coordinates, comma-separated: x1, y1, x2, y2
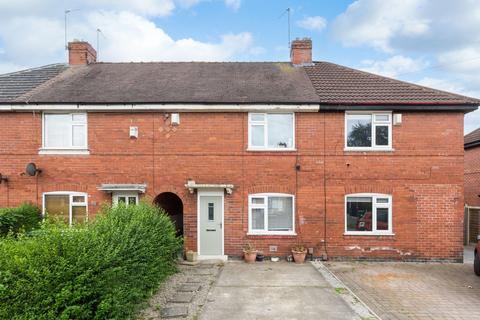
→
(26, 163, 41, 176)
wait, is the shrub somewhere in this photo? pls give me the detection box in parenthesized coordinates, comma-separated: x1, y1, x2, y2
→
(0, 203, 41, 236)
(0, 203, 182, 319)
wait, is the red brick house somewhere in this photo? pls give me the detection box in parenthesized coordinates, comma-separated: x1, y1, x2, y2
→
(465, 128, 480, 243)
(0, 39, 478, 261)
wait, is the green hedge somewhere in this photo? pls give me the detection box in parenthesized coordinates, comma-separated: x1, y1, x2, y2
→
(0, 203, 182, 319)
(0, 203, 41, 236)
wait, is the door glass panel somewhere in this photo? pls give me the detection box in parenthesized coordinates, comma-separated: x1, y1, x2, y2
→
(44, 195, 70, 223)
(374, 114, 389, 122)
(376, 208, 389, 230)
(208, 203, 214, 221)
(128, 197, 137, 205)
(346, 197, 373, 232)
(252, 208, 265, 230)
(72, 206, 87, 224)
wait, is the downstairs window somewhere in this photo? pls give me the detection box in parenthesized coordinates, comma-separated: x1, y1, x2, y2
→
(43, 192, 88, 225)
(248, 193, 295, 235)
(345, 194, 392, 235)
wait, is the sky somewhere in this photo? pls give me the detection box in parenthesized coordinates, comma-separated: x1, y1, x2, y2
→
(0, 0, 479, 134)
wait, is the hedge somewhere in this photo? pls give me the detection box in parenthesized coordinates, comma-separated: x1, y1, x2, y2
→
(0, 203, 182, 319)
(0, 203, 41, 236)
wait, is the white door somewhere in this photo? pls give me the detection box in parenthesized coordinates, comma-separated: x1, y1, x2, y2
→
(199, 195, 223, 256)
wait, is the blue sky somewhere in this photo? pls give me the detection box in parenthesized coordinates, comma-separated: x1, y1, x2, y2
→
(0, 0, 479, 133)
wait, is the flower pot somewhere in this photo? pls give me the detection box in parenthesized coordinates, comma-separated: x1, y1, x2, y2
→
(186, 250, 198, 262)
(244, 250, 258, 263)
(292, 250, 307, 264)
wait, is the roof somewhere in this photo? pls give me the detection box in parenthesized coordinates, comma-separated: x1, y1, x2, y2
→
(0, 61, 478, 111)
(16, 62, 320, 104)
(465, 128, 480, 149)
(304, 62, 479, 110)
(0, 64, 67, 102)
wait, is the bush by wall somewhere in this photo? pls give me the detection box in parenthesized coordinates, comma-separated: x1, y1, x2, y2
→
(0, 203, 182, 319)
(0, 203, 41, 236)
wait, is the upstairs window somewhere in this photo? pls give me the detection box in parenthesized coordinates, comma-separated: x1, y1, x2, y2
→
(43, 113, 87, 149)
(248, 113, 294, 150)
(345, 112, 391, 150)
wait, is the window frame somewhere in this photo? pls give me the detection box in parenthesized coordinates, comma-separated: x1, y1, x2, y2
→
(41, 112, 89, 154)
(112, 192, 139, 206)
(344, 193, 393, 235)
(248, 113, 296, 151)
(42, 191, 88, 226)
(344, 111, 392, 151)
(248, 193, 296, 235)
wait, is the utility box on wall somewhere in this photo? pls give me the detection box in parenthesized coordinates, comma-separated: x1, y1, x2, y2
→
(171, 113, 180, 126)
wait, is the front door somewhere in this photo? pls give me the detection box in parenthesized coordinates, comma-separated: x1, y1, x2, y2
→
(199, 195, 223, 256)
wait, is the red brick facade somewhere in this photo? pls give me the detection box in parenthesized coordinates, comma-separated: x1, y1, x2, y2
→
(465, 146, 480, 207)
(0, 110, 465, 261)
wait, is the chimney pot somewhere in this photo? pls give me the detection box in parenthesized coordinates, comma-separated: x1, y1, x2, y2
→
(290, 38, 312, 66)
(68, 41, 97, 65)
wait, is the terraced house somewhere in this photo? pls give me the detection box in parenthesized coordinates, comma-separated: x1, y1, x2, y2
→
(0, 39, 477, 261)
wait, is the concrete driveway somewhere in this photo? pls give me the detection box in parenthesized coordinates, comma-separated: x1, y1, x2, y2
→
(199, 261, 365, 320)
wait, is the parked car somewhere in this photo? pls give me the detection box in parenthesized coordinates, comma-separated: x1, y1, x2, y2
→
(475, 236, 480, 276)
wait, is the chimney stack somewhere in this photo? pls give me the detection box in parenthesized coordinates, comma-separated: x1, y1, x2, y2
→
(68, 41, 97, 65)
(290, 38, 312, 66)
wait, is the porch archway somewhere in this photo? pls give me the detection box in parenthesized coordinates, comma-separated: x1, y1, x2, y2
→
(154, 192, 184, 236)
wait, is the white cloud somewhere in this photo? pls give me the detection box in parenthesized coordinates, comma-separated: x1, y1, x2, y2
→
(297, 16, 327, 32)
(416, 77, 480, 134)
(87, 11, 252, 61)
(331, 0, 480, 53)
(224, 0, 241, 11)
(361, 55, 426, 77)
(332, 0, 429, 52)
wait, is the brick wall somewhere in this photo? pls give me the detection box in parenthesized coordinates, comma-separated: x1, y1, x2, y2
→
(465, 146, 480, 206)
(0, 110, 465, 261)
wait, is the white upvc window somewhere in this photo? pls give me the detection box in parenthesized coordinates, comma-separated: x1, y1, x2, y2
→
(345, 112, 392, 151)
(41, 113, 88, 154)
(248, 193, 295, 235)
(112, 192, 139, 206)
(345, 193, 393, 235)
(43, 191, 88, 225)
(248, 113, 295, 150)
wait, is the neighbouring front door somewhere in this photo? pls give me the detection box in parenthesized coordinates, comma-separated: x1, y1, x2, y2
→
(199, 195, 223, 256)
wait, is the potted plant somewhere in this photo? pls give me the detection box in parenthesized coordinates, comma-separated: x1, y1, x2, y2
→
(243, 242, 258, 263)
(291, 243, 307, 264)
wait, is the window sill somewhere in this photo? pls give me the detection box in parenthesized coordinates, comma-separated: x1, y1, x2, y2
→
(344, 148, 394, 152)
(247, 232, 297, 236)
(38, 148, 90, 155)
(247, 148, 297, 152)
(344, 232, 395, 236)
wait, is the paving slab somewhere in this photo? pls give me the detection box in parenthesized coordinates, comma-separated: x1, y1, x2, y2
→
(326, 260, 480, 320)
(199, 261, 362, 320)
(160, 306, 188, 318)
(168, 292, 196, 303)
(178, 284, 201, 292)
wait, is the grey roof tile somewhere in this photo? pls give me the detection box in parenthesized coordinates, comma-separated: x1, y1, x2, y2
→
(0, 64, 67, 102)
